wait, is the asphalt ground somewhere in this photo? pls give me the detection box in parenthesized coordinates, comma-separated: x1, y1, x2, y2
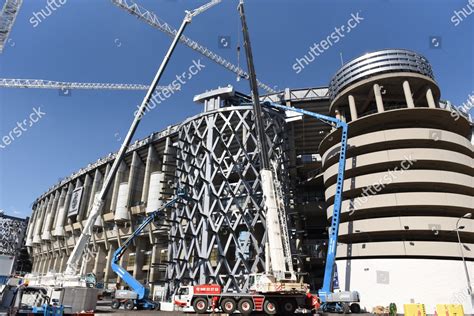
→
(95, 300, 372, 316)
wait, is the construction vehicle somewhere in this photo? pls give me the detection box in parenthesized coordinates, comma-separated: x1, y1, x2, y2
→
(238, 0, 359, 312)
(263, 101, 361, 313)
(110, 189, 187, 310)
(173, 1, 359, 314)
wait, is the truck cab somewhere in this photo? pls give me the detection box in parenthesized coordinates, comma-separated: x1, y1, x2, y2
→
(173, 285, 193, 308)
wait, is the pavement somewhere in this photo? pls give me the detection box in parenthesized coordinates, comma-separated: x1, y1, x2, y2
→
(95, 300, 225, 315)
(95, 300, 372, 316)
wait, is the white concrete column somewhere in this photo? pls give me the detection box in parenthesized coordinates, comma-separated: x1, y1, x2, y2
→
(36, 256, 43, 274)
(132, 238, 145, 283)
(26, 205, 39, 246)
(93, 244, 107, 283)
(373, 83, 385, 112)
(33, 199, 47, 244)
(49, 191, 60, 234)
(403, 80, 415, 108)
(77, 174, 92, 222)
(348, 95, 358, 120)
(41, 196, 54, 240)
(52, 251, 60, 272)
(149, 245, 159, 284)
(102, 164, 112, 211)
(127, 151, 144, 208)
(111, 162, 127, 211)
(87, 169, 103, 217)
(104, 244, 116, 286)
(41, 255, 49, 274)
(59, 252, 68, 273)
(52, 189, 66, 236)
(32, 255, 39, 273)
(63, 183, 74, 225)
(141, 145, 159, 203)
(426, 88, 436, 108)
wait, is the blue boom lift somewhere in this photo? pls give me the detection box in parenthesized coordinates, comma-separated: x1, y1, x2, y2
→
(110, 189, 187, 310)
(262, 101, 360, 313)
(235, 1, 359, 311)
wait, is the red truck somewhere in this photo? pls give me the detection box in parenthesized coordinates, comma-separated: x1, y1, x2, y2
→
(173, 282, 319, 315)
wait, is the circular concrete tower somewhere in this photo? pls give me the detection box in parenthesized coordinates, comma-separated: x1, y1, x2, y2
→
(320, 49, 473, 312)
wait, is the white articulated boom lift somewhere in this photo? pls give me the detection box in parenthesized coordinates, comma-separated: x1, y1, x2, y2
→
(26, 0, 221, 292)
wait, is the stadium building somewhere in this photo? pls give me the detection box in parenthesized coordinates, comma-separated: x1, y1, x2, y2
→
(24, 49, 473, 312)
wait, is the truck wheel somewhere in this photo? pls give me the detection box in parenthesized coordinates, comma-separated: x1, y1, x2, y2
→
(238, 298, 254, 315)
(280, 299, 297, 315)
(193, 298, 208, 314)
(263, 299, 278, 315)
(111, 300, 121, 309)
(124, 300, 135, 310)
(350, 303, 361, 313)
(340, 303, 350, 314)
(221, 298, 237, 314)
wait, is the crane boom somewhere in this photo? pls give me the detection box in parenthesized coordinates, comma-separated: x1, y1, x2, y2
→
(64, 0, 220, 276)
(0, 0, 22, 53)
(238, 0, 294, 282)
(0, 78, 151, 90)
(110, 0, 276, 94)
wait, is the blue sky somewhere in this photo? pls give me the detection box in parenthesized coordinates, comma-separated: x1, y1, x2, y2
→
(0, 0, 473, 218)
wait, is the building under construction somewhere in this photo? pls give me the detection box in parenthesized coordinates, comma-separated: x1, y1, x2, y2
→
(24, 49, 474, 311)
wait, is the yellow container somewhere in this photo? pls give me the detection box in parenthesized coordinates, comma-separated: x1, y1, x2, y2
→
(404, 304, 426, 316)
(436, 304, 464, 316)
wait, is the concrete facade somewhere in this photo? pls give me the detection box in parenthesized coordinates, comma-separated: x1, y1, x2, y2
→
(25, 49, 473, 312)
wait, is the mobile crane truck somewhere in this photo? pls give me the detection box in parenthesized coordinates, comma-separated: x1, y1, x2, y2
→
(172, 0, 360, 314)
(111, 189, 187, 310)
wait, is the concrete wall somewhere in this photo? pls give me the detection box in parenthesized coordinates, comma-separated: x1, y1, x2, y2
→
(336, 258, 474, 314)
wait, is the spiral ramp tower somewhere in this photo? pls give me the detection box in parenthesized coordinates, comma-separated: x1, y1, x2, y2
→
(320, 49, 474, 310)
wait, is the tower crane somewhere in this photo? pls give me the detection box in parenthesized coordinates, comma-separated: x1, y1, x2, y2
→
(0, 78, 151, 91)
(110, 0, 276, 94)
(1, 1, 276, 93)
(0, 0, 22, 53)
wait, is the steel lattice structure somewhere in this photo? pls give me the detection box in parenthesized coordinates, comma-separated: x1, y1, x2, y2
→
(0, 0, 22, 53)
(0, 213, 28, 256)
(166, 105, 291, 294)
(110, 0, 276, 94)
